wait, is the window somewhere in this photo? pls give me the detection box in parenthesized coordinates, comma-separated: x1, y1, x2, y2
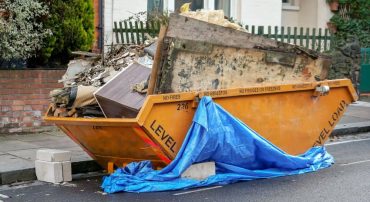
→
(215, 0, 231, 17)
(147, 0, 163, 16)
(282, 0, 299, 10)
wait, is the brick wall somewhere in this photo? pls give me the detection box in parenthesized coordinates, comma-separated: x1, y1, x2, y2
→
(0, 70, 66, 134)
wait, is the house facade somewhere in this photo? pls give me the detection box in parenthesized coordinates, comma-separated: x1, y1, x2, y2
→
(100, 0, 333, 47)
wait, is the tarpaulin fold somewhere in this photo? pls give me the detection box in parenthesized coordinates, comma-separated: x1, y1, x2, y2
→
(102, 96, 334, 193)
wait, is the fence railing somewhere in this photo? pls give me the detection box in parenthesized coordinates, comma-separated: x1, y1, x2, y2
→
(113, 20, 332, 52)
(246, 25, 332, 52)
(112, 20, 161, 45)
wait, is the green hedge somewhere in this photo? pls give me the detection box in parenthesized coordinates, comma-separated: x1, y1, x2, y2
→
(35, 0, 94, 65)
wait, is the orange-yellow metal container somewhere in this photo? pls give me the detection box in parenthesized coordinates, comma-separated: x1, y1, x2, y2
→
(44, 79, 358, 170)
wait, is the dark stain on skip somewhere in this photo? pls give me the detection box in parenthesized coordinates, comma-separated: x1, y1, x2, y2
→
(212, 79, 220, 89)
(178, 69, 191, 79)
(215, 66, 221, 74)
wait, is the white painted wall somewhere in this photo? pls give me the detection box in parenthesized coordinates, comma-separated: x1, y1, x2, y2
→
(316, 0, 333, 29)
(104, 0, 147, 46)
(282, 0, 333, 29)
(240, 0, 282, 28)
(104, 0, 287, 46)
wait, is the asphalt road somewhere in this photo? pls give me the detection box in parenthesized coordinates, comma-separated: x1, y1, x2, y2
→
(1, 133, 370, 202)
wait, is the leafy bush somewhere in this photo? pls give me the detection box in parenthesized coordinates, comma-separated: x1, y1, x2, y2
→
(0, 0, 50, 61)
(36, 0, 94, 65)
(329, 0, 370, 48)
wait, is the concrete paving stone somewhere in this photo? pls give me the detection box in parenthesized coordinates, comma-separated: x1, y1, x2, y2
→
(0, 136, 11, 141)
(339, 115, 370, 124)
(7, 148, 47, 161)
(6, 147, 88, 163)
(345, 106, 370, 120)
(0, 140, 41, 152)
(62, 147, 84, 152)
(18, 135, 70, 143)
(352, 101, 370, 107)
(71, 150, 92, 163)
(0, 154, 34, 173)
(28, 138, 78, 149)
(59, 147, 91, 162)
(4, 133, 52, 142)
(44, 130, 67, 137)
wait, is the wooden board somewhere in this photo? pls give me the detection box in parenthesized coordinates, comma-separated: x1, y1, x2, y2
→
(94, 63, 151, 118)
(147, 25, 167, 95)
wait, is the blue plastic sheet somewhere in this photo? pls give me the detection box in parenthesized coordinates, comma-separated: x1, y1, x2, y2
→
(102, 96, 334, 193)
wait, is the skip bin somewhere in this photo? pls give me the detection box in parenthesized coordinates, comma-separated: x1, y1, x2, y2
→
(44, 79, 358, 170)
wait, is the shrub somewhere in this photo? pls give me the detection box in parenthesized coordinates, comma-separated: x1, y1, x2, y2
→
(36, 0, 94, 65)
(329, 0, 370, 48)
(0, 0, 50, 62)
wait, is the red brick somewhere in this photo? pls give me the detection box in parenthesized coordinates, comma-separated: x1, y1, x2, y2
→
(12, 111, 21, 117)
(13, 100, 25, 105)
(31, 105, 44, 111)
(0, 100, 12, 105)
(22, 116, 32, 122)
(1, 106, 11, 112)
(11, 105, 23, 111)
(23, 105, 32, 111)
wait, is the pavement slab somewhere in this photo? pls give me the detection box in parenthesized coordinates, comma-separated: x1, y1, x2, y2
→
(0, 140, 41, 153)
(339, 115, 369, 124)
(28, 137, 77, 149)
(7, 148, 48, 162)
(5, 133, 54, 142)
(0, 154, 34, 173)
(345, 106, 370, 120)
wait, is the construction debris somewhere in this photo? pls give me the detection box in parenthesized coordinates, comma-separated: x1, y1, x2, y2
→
(180, 10, 245, 31)
(48, 10, 329, 118)
(152, 14, 330, 94)
(49, 43, 154, 117)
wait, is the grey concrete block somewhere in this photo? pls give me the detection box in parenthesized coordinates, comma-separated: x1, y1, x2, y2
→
(35, 160, 63, 183)
(181, 162, 216, 180)
(62, 161, 72, 182)
(36, 149, 71, 162)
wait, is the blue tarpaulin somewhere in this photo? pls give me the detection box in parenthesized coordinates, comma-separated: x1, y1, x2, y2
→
(102, 96, 334, 193)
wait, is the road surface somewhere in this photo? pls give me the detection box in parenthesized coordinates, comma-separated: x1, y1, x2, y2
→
(1, 133, 370, 202)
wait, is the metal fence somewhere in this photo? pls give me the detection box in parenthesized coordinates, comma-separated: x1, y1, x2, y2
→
(113, 20, 332, 52)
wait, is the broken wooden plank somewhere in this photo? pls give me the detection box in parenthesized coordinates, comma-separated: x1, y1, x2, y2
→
(147, 25, 168, 95)
(71, 51, 100, 57)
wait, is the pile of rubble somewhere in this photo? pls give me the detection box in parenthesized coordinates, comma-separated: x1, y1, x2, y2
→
(49, 42, 155, 118)
(47, 10, 331, 119)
